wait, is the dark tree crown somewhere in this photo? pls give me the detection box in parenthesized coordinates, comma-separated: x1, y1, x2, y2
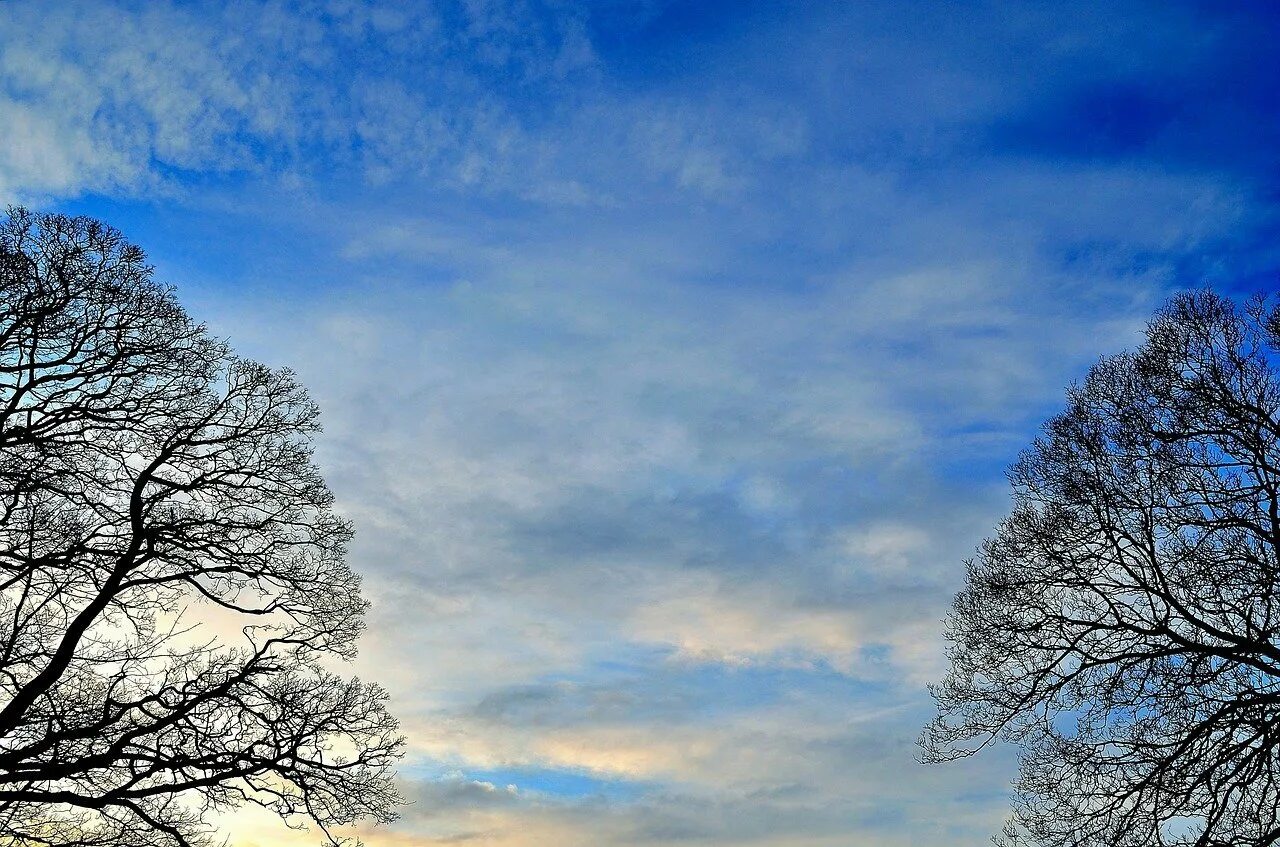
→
(0, 208, 403, 847)
(924, 289, 1280, 847)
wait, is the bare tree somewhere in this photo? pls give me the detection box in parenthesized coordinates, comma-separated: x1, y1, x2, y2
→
(922, 290, 1280, 847)
(0, 209, 402, 847)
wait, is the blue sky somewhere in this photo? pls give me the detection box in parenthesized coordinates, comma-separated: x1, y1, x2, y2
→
(4, 1, 1280, 844)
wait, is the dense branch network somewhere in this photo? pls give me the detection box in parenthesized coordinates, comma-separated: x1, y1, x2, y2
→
(0, 209, 402, 847)
(924, 290, 1280, 846)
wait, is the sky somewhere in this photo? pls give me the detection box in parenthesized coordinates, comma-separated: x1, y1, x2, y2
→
(4, 1, 1280, 844)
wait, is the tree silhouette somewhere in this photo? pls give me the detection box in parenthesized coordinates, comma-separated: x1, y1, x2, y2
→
(923, 290, 1280, 846)
(0, 209, 402, 847)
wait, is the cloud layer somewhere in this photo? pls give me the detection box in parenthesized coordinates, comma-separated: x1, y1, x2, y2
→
(6, 1, 1280, 844)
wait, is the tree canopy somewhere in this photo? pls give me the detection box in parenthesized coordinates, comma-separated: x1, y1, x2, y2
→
(924, 290, 1280, 846)
(0, 209, 402, 847)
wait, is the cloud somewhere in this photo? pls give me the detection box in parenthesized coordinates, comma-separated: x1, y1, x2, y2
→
(0, 0, 795, 206)
(164, 176, 1212, 842)
(10, 1, 1280, 845)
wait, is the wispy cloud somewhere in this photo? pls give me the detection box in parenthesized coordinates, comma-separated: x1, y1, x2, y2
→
(7, 1, 1280, 844)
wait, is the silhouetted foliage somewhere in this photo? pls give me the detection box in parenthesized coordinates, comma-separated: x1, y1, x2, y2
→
(0, 209, 402, 847)
(923, 290, 1280, 847)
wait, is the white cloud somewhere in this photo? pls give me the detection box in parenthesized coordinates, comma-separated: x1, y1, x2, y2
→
(8, 1, 1277, 845)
